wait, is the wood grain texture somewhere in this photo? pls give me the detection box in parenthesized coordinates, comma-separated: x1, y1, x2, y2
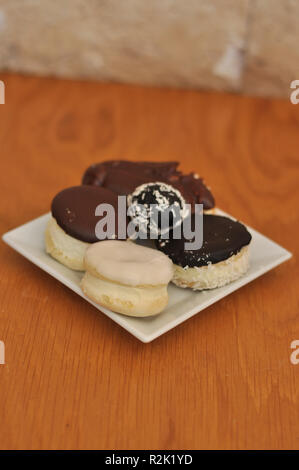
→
(0, 73, 298, 450)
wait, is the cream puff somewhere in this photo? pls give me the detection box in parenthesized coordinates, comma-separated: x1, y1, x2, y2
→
(81, 240, 174, 317)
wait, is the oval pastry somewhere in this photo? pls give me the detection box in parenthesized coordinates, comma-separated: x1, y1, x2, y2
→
(45, 185, 128, 270)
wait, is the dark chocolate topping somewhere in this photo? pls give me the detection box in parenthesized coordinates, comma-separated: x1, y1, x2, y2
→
(82, 160, 179, 189)
(99, 169, 149, 196)
(51, 185, 127, 243)
(128, 182, 188, 235)
(156, 214, 252, 267)
(170, 173, 215, 211)
(82, 160, 215, 211)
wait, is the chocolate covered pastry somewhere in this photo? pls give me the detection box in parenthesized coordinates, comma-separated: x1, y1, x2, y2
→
(82, 160, 215, 211)
(156, 214, 252, 290)
(45, 185, 128, 270)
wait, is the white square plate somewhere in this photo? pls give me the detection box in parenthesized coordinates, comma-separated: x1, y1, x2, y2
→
(2, 211, 292, 342)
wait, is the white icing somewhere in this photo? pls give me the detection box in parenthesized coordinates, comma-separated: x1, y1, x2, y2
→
(84, 240, 174, 287)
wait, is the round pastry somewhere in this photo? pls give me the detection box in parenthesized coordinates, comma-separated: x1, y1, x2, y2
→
(45, 185, 127, 270)
(156, 214, 252, 290)
(81, 240, 174, 317)
(127, 182, 189, 237)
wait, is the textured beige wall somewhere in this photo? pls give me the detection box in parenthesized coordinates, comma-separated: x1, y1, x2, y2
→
(244, 0, 299, 97)
(0, 0, 297, 97)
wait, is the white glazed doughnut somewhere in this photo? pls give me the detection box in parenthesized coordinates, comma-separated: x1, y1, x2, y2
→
(81, 240, 174, 317)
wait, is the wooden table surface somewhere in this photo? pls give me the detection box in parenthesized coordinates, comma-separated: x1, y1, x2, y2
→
(0, 73, 298, 450)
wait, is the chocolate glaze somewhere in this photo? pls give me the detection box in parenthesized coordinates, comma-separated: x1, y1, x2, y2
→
(82, 160, 215, 211)
(169, 172, 215, 211)
(156, 214, 252, 267)
(51, 185, 128, 243)
(100, 169, 149, 196)
(82, 160, 180, 186)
